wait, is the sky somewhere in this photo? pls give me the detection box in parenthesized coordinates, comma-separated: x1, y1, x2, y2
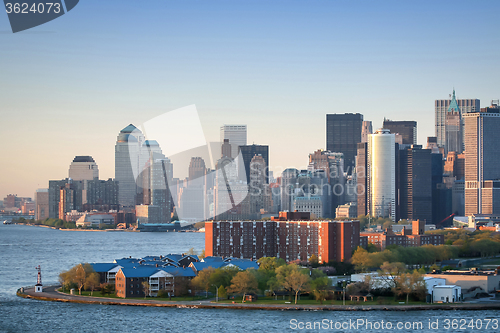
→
(1, 0, 500, 199)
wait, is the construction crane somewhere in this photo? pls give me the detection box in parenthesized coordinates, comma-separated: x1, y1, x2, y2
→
(437, 213, 456, 228)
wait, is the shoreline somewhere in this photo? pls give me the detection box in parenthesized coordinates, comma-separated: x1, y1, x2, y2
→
(9, 223, 204, 233)
(17, 286, 500, 311)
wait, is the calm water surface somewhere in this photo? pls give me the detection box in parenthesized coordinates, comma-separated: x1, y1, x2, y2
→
(1, 224, 499, 333)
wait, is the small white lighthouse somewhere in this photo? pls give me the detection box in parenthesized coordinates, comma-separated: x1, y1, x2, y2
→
(35, 265, 43, 293)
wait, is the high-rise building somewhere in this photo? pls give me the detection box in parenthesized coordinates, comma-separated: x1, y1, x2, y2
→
(326, 113, 363, 172)
(368, 129, 396, 221)
(205, 219, 360, 263)
(356, 142, 368, 217)
(280, 168, 299, 212)
(464, 103, 500, 216)
(115, 124, 144, 209)
(188, 157, 206, 181)
(398, 146, 432, 223)
(221, 139, 232, 158)
(361, 121, 372, 143)
(35, 189, 49, 220)
(239, 144, 269, 184)
(220, 125, 247, 159)
(248, 155, 270, 216)
(382, 119, 417, 145)
(68, 156, 99, 181)
(435, 90, 480, 152)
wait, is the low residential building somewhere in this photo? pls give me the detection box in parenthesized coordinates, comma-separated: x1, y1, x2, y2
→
(361, 220, 444, 250)
(89, 263, 122, 284)
(426, 269, 500, 293)
(432, 285, 461, 303)
(75, 213, 115, 227)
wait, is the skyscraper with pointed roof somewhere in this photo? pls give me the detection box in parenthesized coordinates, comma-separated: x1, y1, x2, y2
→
(115, 124, 144, 209)
(435, 90, 479, 153)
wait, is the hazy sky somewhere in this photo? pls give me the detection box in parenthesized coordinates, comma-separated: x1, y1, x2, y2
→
(1, 0, 500, 199)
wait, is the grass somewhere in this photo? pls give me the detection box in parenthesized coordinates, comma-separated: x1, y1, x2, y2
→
(58, 288, 208, 301)
(215, 296, 427, 306)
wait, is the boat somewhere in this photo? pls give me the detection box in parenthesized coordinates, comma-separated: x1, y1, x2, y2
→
(3, 220, 12, 225)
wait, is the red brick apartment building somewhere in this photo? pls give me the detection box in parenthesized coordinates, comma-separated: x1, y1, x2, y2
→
(360, 220, 444, 250)
(205, 220, 360, 263)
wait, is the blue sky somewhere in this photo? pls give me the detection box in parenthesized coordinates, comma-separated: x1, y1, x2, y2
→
(1, 0, 500, 198)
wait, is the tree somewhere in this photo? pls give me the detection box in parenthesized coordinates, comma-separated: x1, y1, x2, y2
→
(378, 261, 406, 291)
(308, 254, 319, 267)
(351, 247, 371, 272)
(191, 267, 215, 297)
(199, 249, 206, 260)
(72, 263, 95, 295)
(227, 271, 258, 303)
(218, 285, 227, 299)
(142, 281, 151, 298)
(84, 272, 100, 296)
(186, 247, 197, 256)
(311, 276, 331, 304)
(282, 270, 310, 304)
(210, 266, 240, 289)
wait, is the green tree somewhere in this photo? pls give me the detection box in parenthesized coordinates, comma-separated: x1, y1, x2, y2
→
(311, 276, 331, 304)
(218, 285, 227, 299)
(227, 271, 258, 303)
(378, 261, 406, 291)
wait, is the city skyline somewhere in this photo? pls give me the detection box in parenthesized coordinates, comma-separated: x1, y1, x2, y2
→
(2, 1, 500, 199)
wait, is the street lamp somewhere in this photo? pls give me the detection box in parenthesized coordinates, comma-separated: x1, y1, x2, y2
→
(212, 284, 218, 302)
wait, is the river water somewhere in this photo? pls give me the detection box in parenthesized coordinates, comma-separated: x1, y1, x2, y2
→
(1, 223, 499, 332)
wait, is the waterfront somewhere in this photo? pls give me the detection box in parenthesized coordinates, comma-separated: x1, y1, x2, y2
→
(2, 224, 500, 333)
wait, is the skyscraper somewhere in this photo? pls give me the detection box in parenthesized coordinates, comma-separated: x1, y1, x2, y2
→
(68, 156, 99, 180)
(326, 113, 363, 172)
(368, 129, 396, 221)
(356, 142, 368, 217)
(398, 146, 432, 223)
(115, 124, 144, 209)
(382, 119, 417, 145)
(464, 103, 500, 216)
(220, 125, 247, 159)
(361, 121, 372, 143)
(239, 144, 269, 184)
(435, 90, 480, 151)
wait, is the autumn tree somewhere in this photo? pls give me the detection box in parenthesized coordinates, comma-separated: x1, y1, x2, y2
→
(190, 267, 215, 297)
(227, 270, 258, 303)
(84, 272, 100, 296)
(142, 281, 151, 298)
(378, 261, 406, 291)
(60, 263, 96, 295)
(282, 270, 311, 304)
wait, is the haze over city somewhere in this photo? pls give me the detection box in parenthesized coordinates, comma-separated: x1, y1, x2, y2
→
(2, 0, 500, 199)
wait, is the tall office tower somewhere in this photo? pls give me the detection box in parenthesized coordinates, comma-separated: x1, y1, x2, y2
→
(221, 139, 232, 158)
(220, 125, 247, 159)
(239, 144, 269, 184)
(326, 113, 363, 173)
(435, 90, 480, 151)
(356, 142, 368, 216)
(139, 140, 164, 205)
(188, 157, 206, 181)
(68, 156, 99, 180)
(464, 102, 500, 216)
(361, 121, 372, 143)
(308, 149, 346, 217)
(398, 146, 432, 223)
(368, 129, 396, 221)
(445, 99, 463, 154)
(382, 119, 417, 145)
(280, 168, 299, 212)
(150, 158, 173, 223)
(35, 189, 49, 220)
(248, 155, 270, 216)
(176, 157, 207, 222)
(115, 124, 144, 209)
